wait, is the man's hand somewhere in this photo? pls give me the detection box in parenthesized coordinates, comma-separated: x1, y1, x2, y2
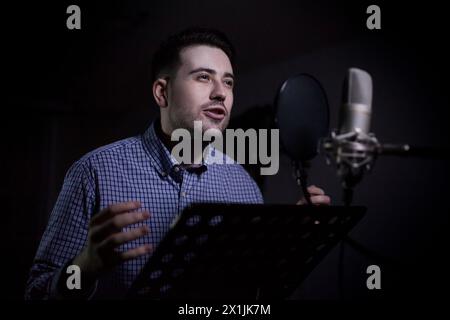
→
(297, 185, 331, 206)
(73, 201, 152, 283)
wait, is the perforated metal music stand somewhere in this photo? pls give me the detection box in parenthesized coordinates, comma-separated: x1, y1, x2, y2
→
(128, 203, 366, 299)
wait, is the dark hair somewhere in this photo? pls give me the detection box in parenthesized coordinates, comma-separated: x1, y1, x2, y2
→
(151, 27, 236, 82)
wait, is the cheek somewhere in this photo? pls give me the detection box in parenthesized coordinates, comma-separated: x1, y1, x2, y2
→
(171, 84, 189, 106)
(175, 82, 208, 110)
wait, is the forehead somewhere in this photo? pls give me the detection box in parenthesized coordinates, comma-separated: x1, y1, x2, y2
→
(178, 45, 233, 74)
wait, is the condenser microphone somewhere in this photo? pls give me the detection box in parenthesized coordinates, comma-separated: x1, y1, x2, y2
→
(322, 68, 378, 205)
(320, 67, 449, 206)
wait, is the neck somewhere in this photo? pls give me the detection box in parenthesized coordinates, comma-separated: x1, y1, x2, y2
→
(155, 119, 209, 165)
(155, 120, 178, 150)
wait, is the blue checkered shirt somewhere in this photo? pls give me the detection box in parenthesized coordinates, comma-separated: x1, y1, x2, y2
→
(25, 121, 263, 299)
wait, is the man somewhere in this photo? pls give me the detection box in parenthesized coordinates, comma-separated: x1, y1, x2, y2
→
(25, 28, 330, 299)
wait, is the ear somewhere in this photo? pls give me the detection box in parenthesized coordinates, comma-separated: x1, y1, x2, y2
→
(152, 78, 169, 108)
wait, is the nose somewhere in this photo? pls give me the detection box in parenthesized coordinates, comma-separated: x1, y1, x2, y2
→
(210, 80, 226, 102)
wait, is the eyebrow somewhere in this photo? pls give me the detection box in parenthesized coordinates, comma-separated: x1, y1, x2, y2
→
(188, 67, 234, 80)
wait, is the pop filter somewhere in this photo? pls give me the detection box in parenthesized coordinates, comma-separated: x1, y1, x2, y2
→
(274, 74, 330, 162)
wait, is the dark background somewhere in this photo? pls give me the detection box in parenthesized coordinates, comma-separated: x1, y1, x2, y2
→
(1, 0, 449, 300)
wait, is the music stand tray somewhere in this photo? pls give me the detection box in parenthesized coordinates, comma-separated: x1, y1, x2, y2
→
(128, 203, 366, 299)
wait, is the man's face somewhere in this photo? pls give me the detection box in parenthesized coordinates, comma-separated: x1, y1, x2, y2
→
(165, 45, 234, 133)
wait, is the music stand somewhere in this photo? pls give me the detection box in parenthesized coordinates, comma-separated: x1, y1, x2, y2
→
(128, 203, 366, 299)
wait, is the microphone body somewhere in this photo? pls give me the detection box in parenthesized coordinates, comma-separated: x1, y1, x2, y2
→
(338, 68, 373, 135)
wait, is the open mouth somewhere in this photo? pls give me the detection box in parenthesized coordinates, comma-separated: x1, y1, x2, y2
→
(202, 106, 226, 120)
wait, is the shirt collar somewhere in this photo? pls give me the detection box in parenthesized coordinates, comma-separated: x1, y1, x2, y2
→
(142, 120, 212, 177)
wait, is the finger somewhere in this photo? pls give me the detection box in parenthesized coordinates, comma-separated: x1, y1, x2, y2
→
(90, 201, 141, 226)
(118, 244, 153, 261)
(91, 211, 150, 242)
(307, 185, 325, 196)
(109, 210, 151, 230)
(100, 226, 150, 250)
(310, 195, 331, 205)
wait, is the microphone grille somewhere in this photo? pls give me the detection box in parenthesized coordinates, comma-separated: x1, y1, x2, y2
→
(344, 68, 373, 106)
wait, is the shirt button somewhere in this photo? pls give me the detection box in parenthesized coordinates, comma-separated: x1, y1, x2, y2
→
(161, 171, 167, 177)
(181, 191, 187, 197)
(174, 166, 180, 173)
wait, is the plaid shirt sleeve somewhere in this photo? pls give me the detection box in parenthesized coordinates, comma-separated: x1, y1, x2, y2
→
(25, 160, 96, 300)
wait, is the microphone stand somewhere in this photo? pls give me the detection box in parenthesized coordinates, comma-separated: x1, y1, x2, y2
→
(321, 129, 385, 299)
(379, 144, 450, 159)
(322, 128, 448, 299)
(293, 160, 312, 205)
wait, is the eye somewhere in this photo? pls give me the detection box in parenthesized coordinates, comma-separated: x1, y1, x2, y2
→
(198, 74, 210, 81)
(224, 79, 234, 88)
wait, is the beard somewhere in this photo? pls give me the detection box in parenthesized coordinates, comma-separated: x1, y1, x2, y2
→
(169, 104, 230, 134)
